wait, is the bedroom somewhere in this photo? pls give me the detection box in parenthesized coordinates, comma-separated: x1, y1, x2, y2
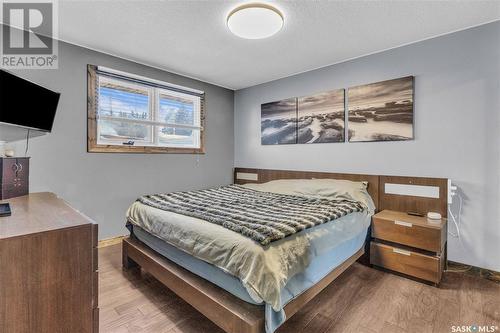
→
(0, 1, 499, 333)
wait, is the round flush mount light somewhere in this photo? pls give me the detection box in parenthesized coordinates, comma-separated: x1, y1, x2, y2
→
(227, 3, 284, 39)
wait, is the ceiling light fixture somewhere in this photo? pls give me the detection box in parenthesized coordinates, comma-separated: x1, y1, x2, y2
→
(227, 3, 284, 39)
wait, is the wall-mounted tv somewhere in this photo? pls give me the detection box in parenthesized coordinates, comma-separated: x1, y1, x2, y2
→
(0, 69, 60, 132)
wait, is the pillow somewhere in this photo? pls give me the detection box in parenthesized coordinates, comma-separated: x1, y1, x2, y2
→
(242, 178, 375, 213)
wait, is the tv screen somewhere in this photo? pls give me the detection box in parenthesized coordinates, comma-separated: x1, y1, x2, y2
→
(0, 70, 60, 132)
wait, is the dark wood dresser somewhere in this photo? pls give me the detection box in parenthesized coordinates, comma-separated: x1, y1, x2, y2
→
(0, 157, 29, 200)
(0, 192, 98, 333)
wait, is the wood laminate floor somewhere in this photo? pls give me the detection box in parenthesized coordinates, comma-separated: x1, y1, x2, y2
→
(99, 244, 500, 333)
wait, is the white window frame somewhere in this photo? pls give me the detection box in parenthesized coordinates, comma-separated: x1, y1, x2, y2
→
(88, 65, 205, 154)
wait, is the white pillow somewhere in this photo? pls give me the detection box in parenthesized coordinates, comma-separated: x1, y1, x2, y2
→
(243, 178, 375, 213)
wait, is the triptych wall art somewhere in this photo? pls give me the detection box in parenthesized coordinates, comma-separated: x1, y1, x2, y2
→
(261, 76, 414, 145)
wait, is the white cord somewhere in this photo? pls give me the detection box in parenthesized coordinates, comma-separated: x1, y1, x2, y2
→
(25, 129, 30, 157)
(448, 193, 462, 239)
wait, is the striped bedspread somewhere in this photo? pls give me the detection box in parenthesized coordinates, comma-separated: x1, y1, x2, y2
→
(137, 184, 365, 245)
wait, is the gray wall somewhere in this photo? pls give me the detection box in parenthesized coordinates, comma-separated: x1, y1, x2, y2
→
(234, 22, 500, 270)
(8, 40, 234, 239)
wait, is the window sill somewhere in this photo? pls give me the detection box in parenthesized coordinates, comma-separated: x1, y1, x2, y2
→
(87, 141, 205, 154)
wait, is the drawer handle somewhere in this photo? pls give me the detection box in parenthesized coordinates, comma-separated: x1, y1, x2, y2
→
(394, 220, 412, 227)
(393, 248, 411, 256)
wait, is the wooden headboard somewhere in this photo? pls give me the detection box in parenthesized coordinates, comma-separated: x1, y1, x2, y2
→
(234, 168, 448, 216)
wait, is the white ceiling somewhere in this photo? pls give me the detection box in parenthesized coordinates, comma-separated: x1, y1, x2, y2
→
(58, 0, 500, 90)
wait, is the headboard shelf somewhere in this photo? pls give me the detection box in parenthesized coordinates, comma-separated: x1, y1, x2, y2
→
(379, 175, 448, 217)
(234, 167, 448, 217)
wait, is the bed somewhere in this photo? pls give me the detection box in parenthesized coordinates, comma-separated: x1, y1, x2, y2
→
(123, 169, 381, 333)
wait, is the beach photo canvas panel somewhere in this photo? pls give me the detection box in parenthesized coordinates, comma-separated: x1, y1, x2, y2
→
(347, 76, 414, 142)
(261, 97, 298, 145)
(297, 89, 345, 144)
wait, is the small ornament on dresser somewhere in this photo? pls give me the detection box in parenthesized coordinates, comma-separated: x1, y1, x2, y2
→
(4, 149, 15, 157)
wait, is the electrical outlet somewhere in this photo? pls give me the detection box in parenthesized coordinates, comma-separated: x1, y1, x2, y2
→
(448, 179, 452, 204)
(447, 179, 457, 204)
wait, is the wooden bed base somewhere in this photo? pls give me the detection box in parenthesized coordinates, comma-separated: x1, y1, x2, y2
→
(122, 237, 364, 333)
(121, 167, 448, 332)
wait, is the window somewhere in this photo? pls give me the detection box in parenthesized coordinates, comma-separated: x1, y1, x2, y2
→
(87, 65, 205, 153)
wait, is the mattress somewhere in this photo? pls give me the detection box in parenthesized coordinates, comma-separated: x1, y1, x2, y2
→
(129, 211, 370, 333)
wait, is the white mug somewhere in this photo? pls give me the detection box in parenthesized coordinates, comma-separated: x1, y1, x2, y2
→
(427, 212, 442, 220)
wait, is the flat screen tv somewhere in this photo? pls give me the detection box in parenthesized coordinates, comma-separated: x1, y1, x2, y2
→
(0, 69, 60, 132)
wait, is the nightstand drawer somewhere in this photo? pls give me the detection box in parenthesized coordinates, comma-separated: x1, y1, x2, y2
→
(372, 216, 443, 252)
(370, 241, 441, 283)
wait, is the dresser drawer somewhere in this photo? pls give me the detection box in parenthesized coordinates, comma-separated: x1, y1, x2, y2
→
(370, 241, 441, 283)
(93, 271, 99, 309)
(92, 224, 98, 248)
(93, 308, 99, 333)
(372, 216, 443, 252)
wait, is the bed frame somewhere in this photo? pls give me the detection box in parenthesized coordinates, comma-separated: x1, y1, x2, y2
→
(122, 167, 448, 333)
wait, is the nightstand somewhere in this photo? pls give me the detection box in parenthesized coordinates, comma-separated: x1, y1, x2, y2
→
(370, 210, 447, 285)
